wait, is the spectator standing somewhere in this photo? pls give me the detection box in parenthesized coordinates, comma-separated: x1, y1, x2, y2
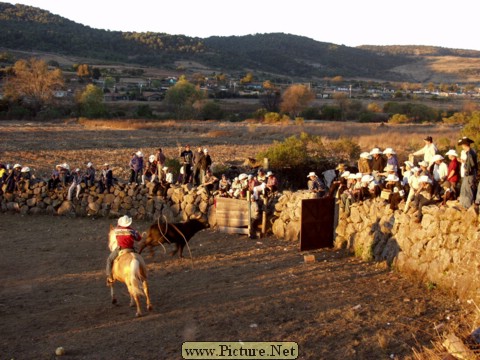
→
(99, 163, 113, 193)
(129, 151, 143, 185)
(180, 145, 193, 184)
(458, 137, 477, 209)
(432, 154, 448, 199)
(192, 146, 204, 186)
(445, 149, 460, 192)
(155, 148, 166, 178)
(412, 136, 437, 167)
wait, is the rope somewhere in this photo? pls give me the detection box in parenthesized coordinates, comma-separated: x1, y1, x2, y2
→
(157, 215, 194, 268)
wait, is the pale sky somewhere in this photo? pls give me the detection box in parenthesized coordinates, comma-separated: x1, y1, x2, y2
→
(5, 0, 480, 51)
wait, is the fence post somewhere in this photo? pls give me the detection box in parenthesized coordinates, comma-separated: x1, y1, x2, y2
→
(261, 196, 267, 237)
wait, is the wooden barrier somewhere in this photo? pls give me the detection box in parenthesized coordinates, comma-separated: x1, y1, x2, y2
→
(215, 196, 251, 235)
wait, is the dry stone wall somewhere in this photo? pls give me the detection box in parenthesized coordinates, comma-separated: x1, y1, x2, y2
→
(0, 181, 216, 225)
(335, 198, 480, 304)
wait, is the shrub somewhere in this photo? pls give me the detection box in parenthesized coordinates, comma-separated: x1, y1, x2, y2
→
(201, 101, 224, 120)
(389, 113, 411, 124)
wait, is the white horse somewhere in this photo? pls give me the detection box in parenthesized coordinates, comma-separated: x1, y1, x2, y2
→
(108, 225, 153, 317)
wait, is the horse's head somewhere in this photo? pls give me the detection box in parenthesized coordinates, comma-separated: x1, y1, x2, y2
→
(108, 224, 118, 252)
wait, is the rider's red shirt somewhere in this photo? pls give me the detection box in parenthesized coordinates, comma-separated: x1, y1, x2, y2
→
(115, 226, 141, 249)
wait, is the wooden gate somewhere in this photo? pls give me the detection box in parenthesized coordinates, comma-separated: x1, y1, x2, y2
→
(215, 197, 251, 235)
(300, 197, 335, 251)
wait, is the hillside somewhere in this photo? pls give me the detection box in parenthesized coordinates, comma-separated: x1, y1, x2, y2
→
(1, 2, 480, 83)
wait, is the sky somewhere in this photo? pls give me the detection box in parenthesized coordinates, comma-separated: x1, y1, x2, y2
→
(5, 0, 480, 51)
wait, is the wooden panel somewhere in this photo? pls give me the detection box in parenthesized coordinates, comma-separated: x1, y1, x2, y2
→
(215, 197, 250, 212)
(216, 214, 250, 227)
(300, 197, 335, 251)
(216, 197, 251, 235)
(216, 226, 250, 235)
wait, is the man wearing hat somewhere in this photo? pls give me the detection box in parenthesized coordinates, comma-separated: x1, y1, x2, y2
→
(264, 171, 278, 198)
(106, 215, 142, 285)
(358, 152, 372, 175)
(307, 172, 325, 197)
(370, 148, 386, 174)
(129, 151, 144, 185)
(432, 154, 448, 199)
(98, 163, 113, 193)
(445, 150, 460, 191)
(411, 136, 438, 167)
(84, 162, 96, 187)
(67, 168, 82, 201)
(458, 137, 477, 208)
(179, 144, 193, 184)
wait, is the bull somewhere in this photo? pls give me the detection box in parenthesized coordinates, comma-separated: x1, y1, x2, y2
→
(138, 218, 208, 258)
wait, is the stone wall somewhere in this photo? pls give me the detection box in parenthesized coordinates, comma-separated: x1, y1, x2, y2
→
(335, 198, 480, 303)
(0, 181, 216, 225)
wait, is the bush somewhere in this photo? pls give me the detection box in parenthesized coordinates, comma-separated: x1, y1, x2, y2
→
(135, 104, 153, 118)
(389, 113, 411, 124)
(200, 101, 224, 120)
(300, 107, 320, 120)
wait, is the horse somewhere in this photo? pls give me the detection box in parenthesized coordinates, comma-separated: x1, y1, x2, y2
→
(108, 225, 153, 317)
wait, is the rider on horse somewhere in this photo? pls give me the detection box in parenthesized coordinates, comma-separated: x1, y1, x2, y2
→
(106, 215, 142, 286)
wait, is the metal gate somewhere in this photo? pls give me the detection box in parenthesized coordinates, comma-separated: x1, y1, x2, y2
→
(300, 197, 335, 251)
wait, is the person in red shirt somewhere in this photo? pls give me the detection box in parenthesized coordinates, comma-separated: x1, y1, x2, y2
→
(264, 171, 278, 197)
(106, 215, 142, 285)
(445, 149, 460, 192)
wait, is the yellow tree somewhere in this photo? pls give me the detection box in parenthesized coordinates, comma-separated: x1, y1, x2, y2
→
(240, 72, 253, 84)
(4, 58, 64, 115)
(280, 84, 315, 118)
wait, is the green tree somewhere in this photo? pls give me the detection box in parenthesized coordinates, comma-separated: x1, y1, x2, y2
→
(164, 76, 206, 119)
(4, 57, 64, 116)
(77, 84, 107, 118)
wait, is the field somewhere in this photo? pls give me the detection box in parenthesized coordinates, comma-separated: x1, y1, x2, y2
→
(0, 120, 469, 359)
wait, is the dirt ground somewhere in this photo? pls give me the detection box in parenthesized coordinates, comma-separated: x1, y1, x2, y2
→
(0, 212, 464, 360)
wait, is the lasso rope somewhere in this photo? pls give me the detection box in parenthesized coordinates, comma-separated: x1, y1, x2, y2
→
(157, 215, 194, 268)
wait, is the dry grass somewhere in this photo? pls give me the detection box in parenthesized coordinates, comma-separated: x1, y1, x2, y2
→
(0, 119, 461, 179)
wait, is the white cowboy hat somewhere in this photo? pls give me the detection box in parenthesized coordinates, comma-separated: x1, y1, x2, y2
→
(370, 148, 382, 155)
(355, 172, 363, 179)
(347, 173, 357, 180)
(21, 166, 30, 173)
(383, 148, 396, 155)
(162, 166, 168, 171)
(238, 173, 248, 180)
(432, 154, 444, 162)
(75, 168, 80, 172)
(419, 175, 432, 184)
(13, 163, 22, 169)
(361, 174, 374, 183)
(87, 162, 93, 167)
(149, 155, 155, 162)
(136, 151, 143, 157)
(386, 174, 399, 182)
(445, 149, 459, 157)
(62, 163, 70, 170)
(341, 171, 351, 178)
(412, 167, 420, 173)
(266, 171, 273, 177)
(404, 161, 414, 168)
(383, 164, 395, 172)
(117, 215, 132, 227)
(203, 148, 208, 153)
(418, 161, 429, 167)
(103, 163, 109, 167)
(307, 172, 317, 178)
(360, 152, 372, 159)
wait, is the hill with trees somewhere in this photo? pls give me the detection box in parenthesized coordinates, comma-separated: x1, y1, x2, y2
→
(3, 2, 480, 83)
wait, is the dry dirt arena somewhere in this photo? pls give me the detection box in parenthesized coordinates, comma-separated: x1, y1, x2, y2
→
(0, 212, 463, 360)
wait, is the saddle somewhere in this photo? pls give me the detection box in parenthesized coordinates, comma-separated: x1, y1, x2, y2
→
(118, 248, 135, 257)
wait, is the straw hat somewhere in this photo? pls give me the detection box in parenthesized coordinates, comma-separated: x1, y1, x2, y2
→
(149, 155, 155, 162)
(361, 174, 374, 183)
(307, 172, 317, 178)
(370, 148, 382, 155)
(383, 148, 396, 155)
(117, 215, 132, 227)
(432, 154, 444, 162)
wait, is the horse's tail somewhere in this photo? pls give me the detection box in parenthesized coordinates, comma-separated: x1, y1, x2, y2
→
(129, 257, 145, 298)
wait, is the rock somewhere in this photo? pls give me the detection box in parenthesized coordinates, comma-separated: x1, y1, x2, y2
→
(57, 201, 74, 215)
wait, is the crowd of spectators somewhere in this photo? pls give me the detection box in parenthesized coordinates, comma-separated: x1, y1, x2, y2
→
(328, 136, 479, 223)
(1, 136, 478, 217)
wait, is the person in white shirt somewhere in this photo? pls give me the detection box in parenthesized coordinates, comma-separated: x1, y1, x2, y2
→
(411, 136, 437, 167)
(432, 154, 448, 199)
